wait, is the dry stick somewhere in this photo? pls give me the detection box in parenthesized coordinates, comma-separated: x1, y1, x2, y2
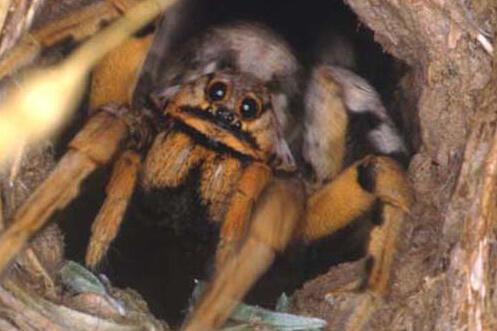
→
(0, 186, 4, 231)
(0, 0, 11, 36)
(0, 112, 128, 275)
(0, 1, 117, 79)
(0, 0, 177, 167)
(17, 247, 58, 299)
(0, 0, 45, 61)
(0, 282, 64, 331)
(2, 278, 139, 330)
(0, 0, 157, 79)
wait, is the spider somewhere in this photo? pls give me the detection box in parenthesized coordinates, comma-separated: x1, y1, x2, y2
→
(0, 1, 413, 330)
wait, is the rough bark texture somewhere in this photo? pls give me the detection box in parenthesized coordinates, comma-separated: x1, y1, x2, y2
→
(293, 1, 497, 331)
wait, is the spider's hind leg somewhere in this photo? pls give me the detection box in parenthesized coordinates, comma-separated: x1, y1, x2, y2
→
(361, 156, 412, 295)
(300, 155, 413, 330)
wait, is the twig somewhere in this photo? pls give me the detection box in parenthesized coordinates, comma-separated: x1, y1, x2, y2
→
(476, 33, 494, 56)
(0, 0, 45, 59)
(8, 142, 24, 186)
(0, 281, 63, 331)
(1, 278, 163, 330)
(0, 185, 4, 231)
(0, 0, 12, 37)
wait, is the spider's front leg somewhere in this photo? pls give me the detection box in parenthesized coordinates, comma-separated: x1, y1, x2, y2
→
(186, 176, 305, 331)
(85, 149, 141, 268)
(0, 0, 143, 78)
(85, 34, 155, 268)
(0, 30, 156, 273)
(0, 106, 131, 273)
(214, 162, 272, 269)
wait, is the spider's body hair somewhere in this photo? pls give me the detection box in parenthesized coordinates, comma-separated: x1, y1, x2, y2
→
(303, 65, 408, 188)
(140, 129, 244, 224)
(134, 21, 300, 136)
(140, 69, 295, 235)
(0, 3, 414, 329)
(331, 66, 407, 158)
(312, 30, 357, 70)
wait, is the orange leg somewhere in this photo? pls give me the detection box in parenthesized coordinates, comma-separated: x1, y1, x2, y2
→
(300, 155, 413, 330)
(83, 23, 154, 269)
(0, 0, 144, 79)
(85, 150, 141, 269)
(300, 155, 412, 242)
(185, 178, 305, 331)
(0, 109, 130, 276)
(339, 203, 410, 331)
(90, 33, 153, 111)
(215, 162, 272, 269)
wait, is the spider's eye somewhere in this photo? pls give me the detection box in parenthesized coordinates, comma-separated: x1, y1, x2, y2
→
(240, 97, 260, 119)
(207, 81, 228, 102)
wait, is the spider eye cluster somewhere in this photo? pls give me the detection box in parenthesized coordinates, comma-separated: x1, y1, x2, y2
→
(207, 81, 228, 102)
(240, 97, 259, 119)
(205, 77, 264, 122)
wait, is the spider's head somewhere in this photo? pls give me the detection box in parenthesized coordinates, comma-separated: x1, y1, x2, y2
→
(157, 71, 296, 172)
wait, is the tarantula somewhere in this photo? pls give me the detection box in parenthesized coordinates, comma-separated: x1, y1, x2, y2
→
(0, 1, 413, 330)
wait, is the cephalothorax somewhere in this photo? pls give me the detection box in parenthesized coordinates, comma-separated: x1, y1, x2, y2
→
(0, 2, 413, 331)
(140, 70, 295, 225)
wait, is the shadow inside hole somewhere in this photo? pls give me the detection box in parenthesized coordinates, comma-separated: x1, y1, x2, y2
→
(58, 0, 416, 327)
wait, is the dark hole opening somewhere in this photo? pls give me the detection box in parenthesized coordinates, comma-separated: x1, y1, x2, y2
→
(59, 0, 416, 327)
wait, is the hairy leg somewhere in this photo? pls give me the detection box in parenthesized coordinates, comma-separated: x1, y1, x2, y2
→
(300, 155, 413, 331)
(214, 162, 272, 269)
(85, 150, 141, 268)
(186, 178, 305, 331)
(0, 108, 130, 275)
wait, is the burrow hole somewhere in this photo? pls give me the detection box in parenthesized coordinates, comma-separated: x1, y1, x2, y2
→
(59, 0, 419, 327)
